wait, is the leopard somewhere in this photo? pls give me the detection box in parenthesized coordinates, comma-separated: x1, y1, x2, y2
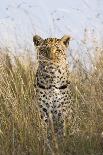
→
(33, 35, 73, 141)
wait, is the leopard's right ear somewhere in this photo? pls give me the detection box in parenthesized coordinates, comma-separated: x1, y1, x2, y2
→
(33, 35, 43, 46)
(61, 35, 71, 47)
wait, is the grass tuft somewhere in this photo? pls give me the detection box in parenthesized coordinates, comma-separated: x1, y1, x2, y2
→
(0, 45, 103, 155)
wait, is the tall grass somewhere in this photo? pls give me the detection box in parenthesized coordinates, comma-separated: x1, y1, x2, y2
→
(0, 42, 103, 155)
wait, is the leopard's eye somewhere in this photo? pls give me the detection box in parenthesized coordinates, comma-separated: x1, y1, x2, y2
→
(45, 47, 50, 54)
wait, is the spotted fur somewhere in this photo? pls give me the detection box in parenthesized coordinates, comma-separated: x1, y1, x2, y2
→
(33, 35, 72, 139)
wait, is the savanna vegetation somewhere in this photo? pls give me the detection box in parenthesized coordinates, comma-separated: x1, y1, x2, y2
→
(0, 34, 103, 155)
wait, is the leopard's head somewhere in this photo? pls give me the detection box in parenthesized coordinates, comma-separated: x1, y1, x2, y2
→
(33, 35, 71, 63)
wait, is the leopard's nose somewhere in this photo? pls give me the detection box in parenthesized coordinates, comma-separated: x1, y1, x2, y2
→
(50, 48, 57, 57)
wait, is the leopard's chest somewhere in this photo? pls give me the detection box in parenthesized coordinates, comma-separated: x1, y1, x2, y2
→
(35, 62, 71, 121)
(36, 62, 68, 89)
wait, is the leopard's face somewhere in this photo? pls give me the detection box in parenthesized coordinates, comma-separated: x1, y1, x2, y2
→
(33, 35, 71, 63)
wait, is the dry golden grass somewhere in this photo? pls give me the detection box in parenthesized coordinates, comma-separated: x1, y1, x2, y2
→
(0, 43, 103, 155)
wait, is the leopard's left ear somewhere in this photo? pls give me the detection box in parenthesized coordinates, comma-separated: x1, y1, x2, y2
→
(61, 35, 71, 47)
(33, 35, 43, 46)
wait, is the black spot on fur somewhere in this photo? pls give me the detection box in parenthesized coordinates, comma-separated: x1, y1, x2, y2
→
(43, 108, 47, 113)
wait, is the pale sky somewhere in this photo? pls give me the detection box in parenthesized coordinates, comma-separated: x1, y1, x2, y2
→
(0, 0, 103, 53)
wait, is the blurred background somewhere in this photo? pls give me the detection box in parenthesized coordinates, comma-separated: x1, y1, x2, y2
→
(0, 0, 103, 47)
(0, 0, 103, 68)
